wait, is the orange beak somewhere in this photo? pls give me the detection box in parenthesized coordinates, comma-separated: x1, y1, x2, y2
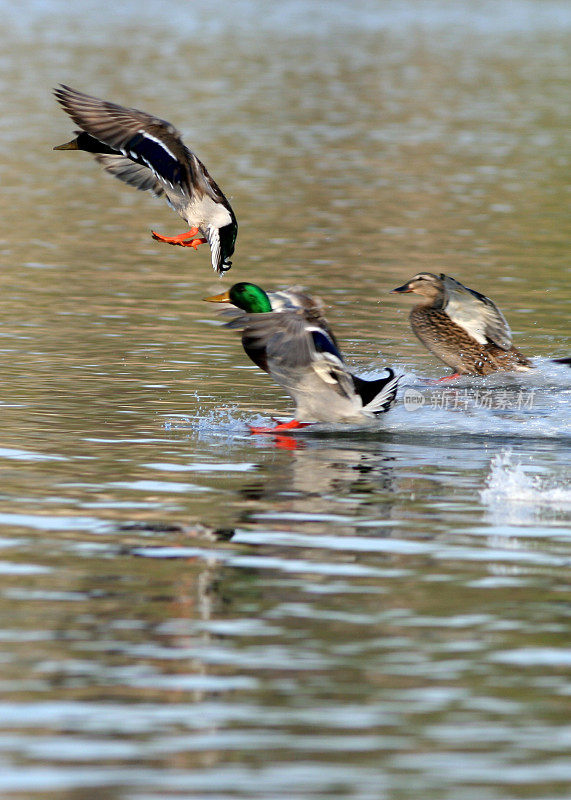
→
(203, 290, 231, 303)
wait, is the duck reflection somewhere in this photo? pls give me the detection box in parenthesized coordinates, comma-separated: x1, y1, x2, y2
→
(236, 440, 400, 535)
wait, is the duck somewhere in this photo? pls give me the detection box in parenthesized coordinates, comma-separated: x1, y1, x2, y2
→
(53, 84, 237, 275)
(205, 282, 400, 432)
(390, 272, 533, 378)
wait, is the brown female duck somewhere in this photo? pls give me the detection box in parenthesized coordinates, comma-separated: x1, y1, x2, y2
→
(391, 273, 533, 377)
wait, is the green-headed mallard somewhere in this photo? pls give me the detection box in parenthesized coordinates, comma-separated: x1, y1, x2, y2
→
(53, 85, 237, 275)
(206, 282, 400, 431)
(391, 273, 533, 378)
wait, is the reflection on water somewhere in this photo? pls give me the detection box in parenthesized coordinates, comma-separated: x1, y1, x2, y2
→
(0, 1, 569, 798)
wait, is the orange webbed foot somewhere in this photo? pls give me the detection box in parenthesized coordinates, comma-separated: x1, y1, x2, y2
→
(151, 228, 206, 248)
(248, 419, 311, 435)
(426, 373, 462, 385)
(186, 237, 207, 250)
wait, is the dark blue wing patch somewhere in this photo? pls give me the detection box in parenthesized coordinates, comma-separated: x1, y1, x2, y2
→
(122, 132, 185, 188)
(311, 329, 343, 361)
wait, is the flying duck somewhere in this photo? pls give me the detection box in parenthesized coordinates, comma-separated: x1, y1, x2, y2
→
(53, 84, 237, 275)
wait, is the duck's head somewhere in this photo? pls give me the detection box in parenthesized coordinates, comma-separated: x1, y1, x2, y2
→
(390, 273, 445, 304)
(204, 282, 272, 313)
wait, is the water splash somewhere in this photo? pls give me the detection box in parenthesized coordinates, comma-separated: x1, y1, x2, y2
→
(164, 404, 269, 443)
(380, 358, 571, 440)
(480, 452, 571, 521)
(160, 359, 569, 443)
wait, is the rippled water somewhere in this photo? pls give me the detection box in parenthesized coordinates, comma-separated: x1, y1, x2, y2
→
(0, 1, 569, 798)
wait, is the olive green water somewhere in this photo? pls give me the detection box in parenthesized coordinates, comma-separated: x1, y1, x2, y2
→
(0, 2, 569, 798)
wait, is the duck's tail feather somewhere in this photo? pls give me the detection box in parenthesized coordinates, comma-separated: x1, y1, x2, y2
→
(353, 368, 401, 415)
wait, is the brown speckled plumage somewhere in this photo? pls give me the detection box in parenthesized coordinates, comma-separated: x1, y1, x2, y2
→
(392, 272, 533, 376)
(410, 306, 532, 376)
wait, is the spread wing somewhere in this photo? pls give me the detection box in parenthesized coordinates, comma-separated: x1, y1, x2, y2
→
(54, 85, 224, 203)
(227, 310, 355, 401)
(264, 287, 341, 349)
(442, 275, 512, 349)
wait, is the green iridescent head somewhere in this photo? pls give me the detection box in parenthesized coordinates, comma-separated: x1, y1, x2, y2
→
(228, 283, 272, 313)
(204, 282, 272, 313)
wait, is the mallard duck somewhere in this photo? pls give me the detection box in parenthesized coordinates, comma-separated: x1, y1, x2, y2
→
(205, 282, 400, 431)
(391, 272, 533, 378)
(53, 85, 237, 275)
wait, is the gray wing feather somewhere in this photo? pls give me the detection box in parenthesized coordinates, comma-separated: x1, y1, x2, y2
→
(443, 276, 512, 349)
(228, 311, 355, 400)
(55, 85, 183, 152)
(55, 85, 226, 205)
(230, 311, 314, 369)
(94, 153, 164, 196)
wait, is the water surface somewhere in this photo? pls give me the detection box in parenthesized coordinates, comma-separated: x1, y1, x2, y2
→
(0, 1, 569, 798)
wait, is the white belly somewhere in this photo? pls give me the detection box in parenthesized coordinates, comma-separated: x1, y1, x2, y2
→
(167, 191, 232, 231)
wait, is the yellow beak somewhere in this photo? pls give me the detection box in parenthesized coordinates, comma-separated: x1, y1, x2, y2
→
(203, 290, 231, 303)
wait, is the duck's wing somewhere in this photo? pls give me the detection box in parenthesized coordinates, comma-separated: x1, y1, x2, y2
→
(267, 287, 323, 314)
(227, 310, 356, 402)
(266, 287, 342, 350)
(54, 85, 223, 203)
(92, 152, 165, 196)
(442, 275, 512, 349)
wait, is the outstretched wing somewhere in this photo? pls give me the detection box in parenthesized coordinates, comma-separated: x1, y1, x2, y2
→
(442, 275, 512, 349)
(227, 310, 355, 401)
(54, 85, 223, 203)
